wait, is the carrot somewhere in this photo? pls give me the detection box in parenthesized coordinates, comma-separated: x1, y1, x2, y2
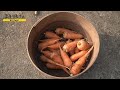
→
(69, 49, 75, 56)
(48, 48, 60, 55)
(75, 47, 80, 54)
(75, 39, 81, 41)
(48, 48, 56, 52)
(63, 40, 78, 52)
(42, 50, 64, 66)
(65, 39, 74, 55)
(59, 46, 72, 67)
(41, 50, 64, 65)
(41, 50, 52, 58)
(55, 28, 77, 35)
(70, 46, 94, 75)
(47, 42, 65, 49)
(38, 38, 58, 42)
(70, 50, 88, 62)
(77, 39, 90, 50)
(66, 39, 72, 44)
(63, 32, 83, 39)
(46, 63, 61, 69)
(46, 63, 70, 75)
(55, 28, 83, 39)
(43, 51, 71, 75)
(44, 31, 60, 39)
(40, 55, 68, 69)
(38, 39, 60, 51)
(51, 53, 71, 75)
(50, 52, 64, 65)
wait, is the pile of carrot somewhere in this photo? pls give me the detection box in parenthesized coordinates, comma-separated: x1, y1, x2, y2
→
(38, 28, 93, 76)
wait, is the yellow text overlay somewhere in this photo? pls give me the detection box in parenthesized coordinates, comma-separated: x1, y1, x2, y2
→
(3, 18, 26, 22)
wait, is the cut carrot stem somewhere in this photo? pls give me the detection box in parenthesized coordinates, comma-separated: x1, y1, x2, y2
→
(70, 46, 94, 75)
(77, 39, 91, 50)
(63, 32, 83, 39)
(59, 46, 72, 67)
(70, 50, 88, 62)
(63, 40, 78, 52)
(44, 31, 60, 39)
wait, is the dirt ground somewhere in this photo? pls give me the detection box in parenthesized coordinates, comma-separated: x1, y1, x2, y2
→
(0, 11, 120, 79)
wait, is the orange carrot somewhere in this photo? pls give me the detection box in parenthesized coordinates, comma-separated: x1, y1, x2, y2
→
(66, 39, 72, 44)
(50, 52, 64, 65)
(70, 50, 88, 62)
(75, 47, 80, 54)
(42, 50, 64, 65)
(44, 51, 71, 74)
(59, 46, 72, 67)
(51, 53, 70, 75)
(40, 55, 68, 69)
(65, 39, 75, 55)
(38, 39, 60, 51)
(63, 40, 78, 52)
(55, 28, 77, 35)
(48, 48, 56, 52)
(47, 42, 65, 49)
(63, 32, 83, 39)
(46, 63, 61, 69)
(48, 48, 59, 54)
(41, 50, 52, 58)
(44, 31, 60, 39)
(70, 46, 94, 75)
(69, 49, 75, 56)
(77, 39, 90, 50)
(75, 39, 81, 41)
